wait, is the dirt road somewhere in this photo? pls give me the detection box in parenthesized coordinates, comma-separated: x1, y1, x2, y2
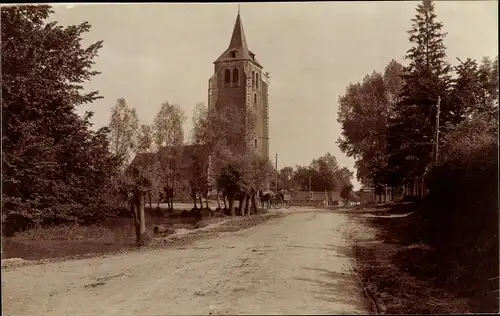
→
(2, 208, 369, 315)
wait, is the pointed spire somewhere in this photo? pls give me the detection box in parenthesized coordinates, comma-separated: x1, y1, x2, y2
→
(214, 9, 262, 67)
(228, 11, 248, 50)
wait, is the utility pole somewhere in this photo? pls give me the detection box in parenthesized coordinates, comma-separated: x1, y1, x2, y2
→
(308, 176, 311, 192)
(434, 96, 441, 164)
(275, 153, 278, 193)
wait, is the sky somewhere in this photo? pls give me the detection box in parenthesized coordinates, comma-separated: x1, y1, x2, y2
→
(50, 1, 498, 190)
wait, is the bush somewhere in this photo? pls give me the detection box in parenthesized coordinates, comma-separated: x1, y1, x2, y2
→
(423, 128, 498, 310)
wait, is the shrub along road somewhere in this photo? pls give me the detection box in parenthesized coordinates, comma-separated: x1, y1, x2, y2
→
(2, 207, 370, 315)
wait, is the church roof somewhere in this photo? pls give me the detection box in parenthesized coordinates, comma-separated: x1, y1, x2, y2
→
(214, 12, 262, 68)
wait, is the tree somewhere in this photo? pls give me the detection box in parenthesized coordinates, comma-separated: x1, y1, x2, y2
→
(450, 56, 499, 126)
(387, 0, 452, 186)
(278, 166, 299, 192)
(188, 102, 212, 208)
(153, 101, 186, 149)
(121, 160, 154, 246)
(310, 153, 341, 191)
(1, 5, 121, 231)
(340, 184, 354, 204)
(109, 98, 139, 165)
(137, 124, 155, 153)
(152, 101, 187, 204)
(207, 103, 260, 214)
(337, 61, 404, 188)
(335, 167, 354, 188)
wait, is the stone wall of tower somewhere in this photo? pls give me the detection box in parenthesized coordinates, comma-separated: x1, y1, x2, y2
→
(244, 65, 269, 161)
(213, 62, 248, 113)
(262, 81, 270, 160)
(208, 74, 218, 110)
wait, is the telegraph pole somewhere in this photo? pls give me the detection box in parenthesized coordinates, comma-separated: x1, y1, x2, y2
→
(275, 153, 278, 193)
(434, 96, 441, 164)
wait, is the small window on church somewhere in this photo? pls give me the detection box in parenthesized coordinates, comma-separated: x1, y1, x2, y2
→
(253, 93, 257, 104)
(230, 50, 237, 58)
(232, 68, 239, 84)
(256, 73, 259, 90)
(252, 71, 255, 88)
(224, 69, 231, 84)
(254, 138, 257, 148)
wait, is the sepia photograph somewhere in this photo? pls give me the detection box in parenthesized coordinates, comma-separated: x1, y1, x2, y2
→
(1, 1, 498, 315)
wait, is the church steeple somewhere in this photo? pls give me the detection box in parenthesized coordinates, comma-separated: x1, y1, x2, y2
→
(228, 12, 248, 51)
(214, 11, 261, 67)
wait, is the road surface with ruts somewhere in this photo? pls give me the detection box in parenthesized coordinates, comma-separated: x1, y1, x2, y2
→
(2, 207, 369, 315)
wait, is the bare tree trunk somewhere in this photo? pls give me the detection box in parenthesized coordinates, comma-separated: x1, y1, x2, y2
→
(138, 193, 146, 246)
(192, 191, 197, 209)
(251, 193, 258, 215)
(238, 195, 245, 216)
(148, 192, 152, 211)
(131, 201, 140, 244)
(216, 190, 221, 209)
(223, 194, 227, 209)
(245, 194, 250, 216)
(228, 195, 235, 216)
(204, 191, 209, 208)
(199, 195, 203, 209)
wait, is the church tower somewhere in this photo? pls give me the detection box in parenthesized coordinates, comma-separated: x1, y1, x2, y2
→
(208, 11, 270, 189)
(208, 12, 270, 159)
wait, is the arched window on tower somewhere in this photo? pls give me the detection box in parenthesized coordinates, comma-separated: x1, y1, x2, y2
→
(253, 93, 257, 104)
(254, 138, 258, 149)
(224, 69, 231, 85)
(252, 71, 255, 88)
(256, 73, 259, 90)
(232, 68, 239, 85)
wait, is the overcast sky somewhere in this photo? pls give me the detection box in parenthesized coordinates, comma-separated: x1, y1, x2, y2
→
(50, 1, 498, 189)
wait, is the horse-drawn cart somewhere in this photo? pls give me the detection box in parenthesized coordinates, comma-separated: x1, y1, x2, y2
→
(258, 190, 292, 209)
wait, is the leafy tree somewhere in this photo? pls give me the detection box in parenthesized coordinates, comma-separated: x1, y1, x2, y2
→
(1, 5, 121, 231)
(206, 103, 261, 214)
(340, 184, 354, 204)
(120, 160, 154, 246)
(337, 62, 403, 188)
(137, 124, 155, 153)
(335, 166, 354, 188)
(278, 166, 299, 192)
(186, 102, 210, 207)
(450, 56, 499, 126)
(152, 101, 186, 203)
(153, 101, 186, 149)
(109, 98, 139, 165)
(310, 153, 341, 191)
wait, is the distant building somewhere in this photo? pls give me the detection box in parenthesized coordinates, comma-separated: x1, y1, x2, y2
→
(359, 186, 375, 204)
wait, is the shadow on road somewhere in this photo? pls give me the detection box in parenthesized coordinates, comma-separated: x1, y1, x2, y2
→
(286, 244, 349, 256)
(295, 267, 365, 308)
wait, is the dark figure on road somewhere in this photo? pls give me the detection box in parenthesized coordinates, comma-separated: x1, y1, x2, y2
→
(259, 190, 272, 209)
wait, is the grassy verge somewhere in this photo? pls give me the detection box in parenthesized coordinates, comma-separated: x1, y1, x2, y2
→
(2, 209, 285, 268)
(347, 202, 487, 314)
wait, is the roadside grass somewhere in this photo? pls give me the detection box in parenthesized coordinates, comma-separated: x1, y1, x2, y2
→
(2, 206, 283, 264)
(347, 202, 494, 314)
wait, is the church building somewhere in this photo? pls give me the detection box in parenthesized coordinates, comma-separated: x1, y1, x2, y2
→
(131, 11, 271, 194)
